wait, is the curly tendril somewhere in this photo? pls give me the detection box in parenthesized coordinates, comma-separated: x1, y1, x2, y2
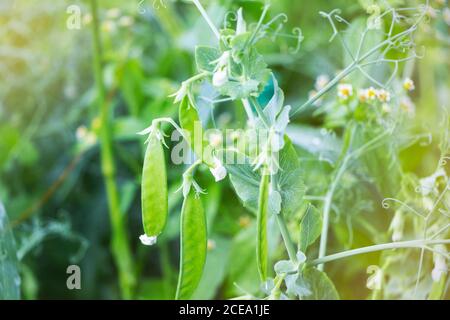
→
(381, 198, 426, 218)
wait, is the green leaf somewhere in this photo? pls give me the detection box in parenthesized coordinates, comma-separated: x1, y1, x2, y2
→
(302, 266, 340, 300)
(141, 131, 168, 237)
(245, 48, 270, 89)
(257, 173, 269, 281)
(176, 190, 207, 299)
(219, 79, 259, 100)
(195, 46, 221, 73)
(278, 137, 305, 217)
(227, 138, 305, 217)
(0, 202, 21, 299)
(298, 204, 322, 253)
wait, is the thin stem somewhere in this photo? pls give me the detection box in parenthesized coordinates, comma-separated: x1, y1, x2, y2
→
(276, 214, 298, 263)
(90, 0, 135, 299)
(317, 156, 349, 271)
(272, 174, 297, 263)
(292, 62, 356, 115)
(242, 98, 255, 125)
(192, 0, 220, 39)
(311, 239, 450, 266)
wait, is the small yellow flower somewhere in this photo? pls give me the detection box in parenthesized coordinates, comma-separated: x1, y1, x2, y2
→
(403, 78, 415, 91)
(337, 83, 353, 100)
(376, 89, 391, 103)
(358, 89, 369, 103)
(366, 87, 377, 100)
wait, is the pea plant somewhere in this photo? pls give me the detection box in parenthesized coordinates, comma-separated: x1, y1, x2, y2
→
(139, 1, 449, 300)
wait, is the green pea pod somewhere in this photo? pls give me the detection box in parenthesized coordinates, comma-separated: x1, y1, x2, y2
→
(179, 97, 214, 167)
(179, 96, 200, 152)
(257, 172, 269, 281)
(176, 190, 207, 299)
(141, 130, 168, 237)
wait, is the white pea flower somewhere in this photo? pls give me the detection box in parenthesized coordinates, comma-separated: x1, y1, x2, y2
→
(403, 78, 415, 91)
(210, 158, 227, 182)
(169, 81, 188, 103)
(139, 234, 157, 246)
(431, 245, 448, 282)
(236, 8, 247, 35)
(211, 51, 231, 87)
(337, 83, 353, 100)
(215, 51, 231, 70)
(212, 68, 228, 87)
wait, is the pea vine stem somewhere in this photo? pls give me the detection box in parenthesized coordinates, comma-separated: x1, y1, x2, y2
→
(192, 0, 220, 39)
(311, 239, 450, 266)
(317, 156, 349, 271)
(90, 0, 135, 299)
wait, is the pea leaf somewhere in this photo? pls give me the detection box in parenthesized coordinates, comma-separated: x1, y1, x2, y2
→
(175, 191, 207, 299)
(226, 155, 260, 211)
(277, 137, 305, 217)
(195, 46, 221, 73)
(141, 130, 168, 237)
(257, 173, 269, 281)
(226, 138, 305, 218)
(302, 266, 340, 300)
(218, 79, 259, 100)
(298, 204, 322, 253)
(0, 202, 21, 299)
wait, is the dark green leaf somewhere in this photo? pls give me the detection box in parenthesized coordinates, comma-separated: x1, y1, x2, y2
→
(298, 204, 322, 252)
(303, 266, 340, 300)
(195, 46, 221, 73)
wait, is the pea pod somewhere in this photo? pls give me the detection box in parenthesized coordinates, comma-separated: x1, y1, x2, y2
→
(179, 97, 214, 167)
(175, 190, 207, 299)
(179, 96, 200, 153)
(141, 130, 168, 237)
(257, 172, 269, 281)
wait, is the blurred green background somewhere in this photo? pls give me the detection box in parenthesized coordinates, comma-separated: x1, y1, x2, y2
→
(0, 0, 449, 299)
